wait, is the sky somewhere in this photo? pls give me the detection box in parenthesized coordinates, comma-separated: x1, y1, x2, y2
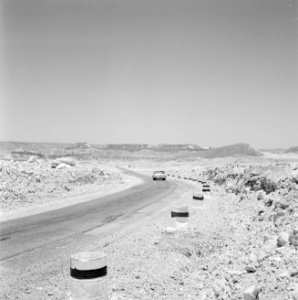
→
(1, 0, 297, 149)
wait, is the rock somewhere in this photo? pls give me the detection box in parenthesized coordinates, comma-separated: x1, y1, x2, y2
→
(277, 232, 289, 247)
(51, 157, 76, 168)
(64, 185, 70, 191)
(56, 163, 71, 169)
(291, 169, 298, 184)
(264, 197, 274, 207)
(290, 269, 298, 277)
(289, 228, 298, 246)
(278, 270, 290, 280)
(28, 156, 37, 163)
(57, 157, 76, 166)
(257, 237, 277, 261)
(245, 253, 258, 273)
(164, 227, 176, 234)
(212, 279, 226, 297)
(51, 161, 59, 168)
(257, 210, 265, 221)
(270, 210, 286, 225)
(275, 200, 290, 210)
(243, 285, 259, 300)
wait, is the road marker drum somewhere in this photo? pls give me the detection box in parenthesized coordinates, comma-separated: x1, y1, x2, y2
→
(202, 184, 211, 192)
(70, 251, 108, 300)
(193, 193, 204, 200)
(192, 193, 204, 208)
(171, 206, 189, 229)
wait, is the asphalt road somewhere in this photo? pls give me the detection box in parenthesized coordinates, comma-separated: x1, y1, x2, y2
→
(0, 170, 177, 262)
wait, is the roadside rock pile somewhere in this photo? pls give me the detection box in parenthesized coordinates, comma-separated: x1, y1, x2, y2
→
(0, 158, 125, 213)
(195, 161, 298, 299)
(146, 160, 297, 299)
(202, 162, 297, 195)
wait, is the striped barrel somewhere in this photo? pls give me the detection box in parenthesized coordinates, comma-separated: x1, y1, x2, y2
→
(70, 251, 108, 300)
(193, 193, 204, 200)
(171, 206, 189, 225)
(202, 184, 211, 192)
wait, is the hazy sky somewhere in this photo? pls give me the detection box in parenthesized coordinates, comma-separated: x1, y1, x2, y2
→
(1, 0, 297, 148)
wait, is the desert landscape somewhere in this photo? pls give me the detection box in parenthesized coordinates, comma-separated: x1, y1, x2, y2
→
(0, 142, 298, 300)
(2, 1, 297, 299)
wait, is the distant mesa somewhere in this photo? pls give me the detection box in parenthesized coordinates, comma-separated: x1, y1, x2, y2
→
(103, 144, 203, 152)
(285, 146, 298, 153)
(197, 143, 261, 158)
(0, 141, 262, 160)
(155, 144, 203, 151)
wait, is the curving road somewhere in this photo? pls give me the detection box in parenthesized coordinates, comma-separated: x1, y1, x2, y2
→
(0, 169, 177, 262)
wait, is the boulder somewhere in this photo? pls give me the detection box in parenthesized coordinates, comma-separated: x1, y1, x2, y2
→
(277, 232, 289, 247)
(245, 253, 258, 273)
(51, 157, 76, 168)
(258, 237, 277, 261)
(28, 156, 37, 163)
(56, 163, 71, 169)
(56, 157, 76, 167)
(243, 285, 259, 300)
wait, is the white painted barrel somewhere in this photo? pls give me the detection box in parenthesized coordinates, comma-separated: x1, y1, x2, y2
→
(171, 206, 189, 228)
(193, 193, 204, 200)
(202, 183, 211, 192)
(70, 251, 109, 300)
(192, 193, 204, 208)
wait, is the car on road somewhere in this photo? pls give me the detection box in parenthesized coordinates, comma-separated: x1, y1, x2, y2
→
(152, 171, 167, 181)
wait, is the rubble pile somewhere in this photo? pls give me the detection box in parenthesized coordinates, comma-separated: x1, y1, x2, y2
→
(202, 162, 297, 195)
(0, 158, 125, 213)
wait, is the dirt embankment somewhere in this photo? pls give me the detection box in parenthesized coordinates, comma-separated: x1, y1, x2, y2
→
(0, 157, 141, 218)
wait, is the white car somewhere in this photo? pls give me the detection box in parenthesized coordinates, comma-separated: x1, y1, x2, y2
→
(152, 171, 167, 181)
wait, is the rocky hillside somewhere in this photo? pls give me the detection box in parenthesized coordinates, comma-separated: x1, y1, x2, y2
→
(286, 147, 298, 153)
(197, 143, 262, 159)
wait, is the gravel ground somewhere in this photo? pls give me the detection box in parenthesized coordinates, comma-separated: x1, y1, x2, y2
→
(96, 182, 297, 300)
(1, 158, 298, 299)
(90, 159, 298, 300)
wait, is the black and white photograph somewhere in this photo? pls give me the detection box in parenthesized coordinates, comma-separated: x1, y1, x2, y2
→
(0, 0, 298, 299)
